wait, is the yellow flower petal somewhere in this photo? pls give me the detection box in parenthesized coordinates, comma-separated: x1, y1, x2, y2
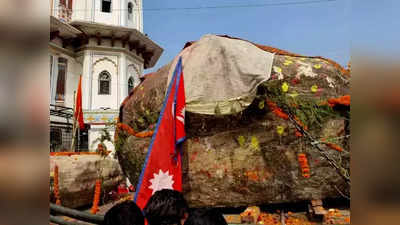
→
(277, 126, 285, 135)
(288, 92, 299, 98)
(311, 85, 318, 93)
(250, 136, 260, 150)
(274, 66, 282, 73)
(284, 60, 293, 66)
(314, 64, 322, 69)
(237, 136, 246, 147)
(258, 100, 265, 109)
(281, 82, 289, 93)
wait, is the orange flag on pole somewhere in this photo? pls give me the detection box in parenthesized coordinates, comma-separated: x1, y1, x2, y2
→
(75, 75, 85, 130)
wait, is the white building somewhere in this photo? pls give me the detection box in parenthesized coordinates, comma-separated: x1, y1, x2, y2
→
(49, 0, 163, 151)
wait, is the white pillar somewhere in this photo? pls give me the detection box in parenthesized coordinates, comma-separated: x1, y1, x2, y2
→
(82, 50, 92, 110)
(50, 55, 58, 105)
(139, 0, 143, 32)
(120, 0, 127, 27)
(119, 53, 127, 105)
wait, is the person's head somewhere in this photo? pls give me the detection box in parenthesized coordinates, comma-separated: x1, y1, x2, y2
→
(184, 209, 228, 225)
(143, 189, 189, 225)
(102, 201, 144, 225)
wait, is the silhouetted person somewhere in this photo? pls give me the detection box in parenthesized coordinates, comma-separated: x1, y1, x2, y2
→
(144, 189, 189, 225)
(102, 201, 144, 225)
(184, 209, 228, 225)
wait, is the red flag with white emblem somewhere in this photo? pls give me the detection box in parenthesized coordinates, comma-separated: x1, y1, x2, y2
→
(134, 57, 186, 209)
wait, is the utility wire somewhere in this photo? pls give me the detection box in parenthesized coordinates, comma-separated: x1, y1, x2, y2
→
(54, 0, 337, 12)
(143, 0, 337, 11)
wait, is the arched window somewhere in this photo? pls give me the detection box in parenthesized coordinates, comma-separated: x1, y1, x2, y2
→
(98, 71, 111, 95)
(127, 2, 133, 20)
(56, 57, 68, 101)
(128, 76, 134, 93)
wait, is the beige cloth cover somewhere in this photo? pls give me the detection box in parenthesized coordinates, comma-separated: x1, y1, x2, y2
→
(167, 34, 274, 115)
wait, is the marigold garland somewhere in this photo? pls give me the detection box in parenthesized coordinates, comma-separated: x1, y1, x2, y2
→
(135, 130, 155, 138)
(244, 211, 318, 225)
(116, 123, 154, 138)
(266, 99, 309, 137)
(266, 100, 289, 120)
(323, 142, 343, 152)
(297, 153, 310, 178)
(91, 179, 101, 214)
(327, 95, 350, 107)
(53, 165, 61, 205)
(50, 152, 105, 157)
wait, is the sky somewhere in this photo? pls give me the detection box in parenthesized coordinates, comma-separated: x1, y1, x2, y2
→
(142, 0, 351, 73)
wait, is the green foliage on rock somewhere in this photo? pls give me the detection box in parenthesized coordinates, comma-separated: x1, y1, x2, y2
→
(260, 80, 343, 130)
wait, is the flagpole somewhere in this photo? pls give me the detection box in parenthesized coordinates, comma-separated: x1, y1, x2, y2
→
(71, 91, 77, 151)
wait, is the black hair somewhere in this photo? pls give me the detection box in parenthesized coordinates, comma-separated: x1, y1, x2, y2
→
(102, 201, 144, 225)
(184, 209, 228, 225)
(143, 189, 189, 225)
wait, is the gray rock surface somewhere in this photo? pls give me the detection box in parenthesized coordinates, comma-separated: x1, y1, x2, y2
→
(50, 155, 124, 208)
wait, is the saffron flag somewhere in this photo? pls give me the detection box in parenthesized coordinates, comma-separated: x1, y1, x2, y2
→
(74, 75, 85, 130)
(134, 57, 186, 209)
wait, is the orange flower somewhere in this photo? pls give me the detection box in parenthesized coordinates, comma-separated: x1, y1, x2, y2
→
(295, 131, 303, 137)
(245, 171, 260, 182)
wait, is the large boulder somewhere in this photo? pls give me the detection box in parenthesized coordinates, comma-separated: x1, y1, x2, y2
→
(50, 155, 124, 208)
(116, 35, 350, 207)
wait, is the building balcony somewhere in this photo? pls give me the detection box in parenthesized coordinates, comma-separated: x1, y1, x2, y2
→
(56, 4, 72, 23)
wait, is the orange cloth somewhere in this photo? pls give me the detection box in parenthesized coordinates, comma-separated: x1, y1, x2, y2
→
(74, 75, 85, 130)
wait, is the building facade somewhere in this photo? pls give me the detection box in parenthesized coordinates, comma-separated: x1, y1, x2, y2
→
(49, 0, 162, 151)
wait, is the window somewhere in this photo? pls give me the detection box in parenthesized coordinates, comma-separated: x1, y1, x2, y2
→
(56, 57, 67, 101)
(127, 2, 133, 20)
(99, 71, 111, 95)
(101, 0, 112, 13)
(128, 76, 134, 93)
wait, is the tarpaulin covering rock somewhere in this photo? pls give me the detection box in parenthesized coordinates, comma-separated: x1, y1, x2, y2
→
(116, 34, 350, 207)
